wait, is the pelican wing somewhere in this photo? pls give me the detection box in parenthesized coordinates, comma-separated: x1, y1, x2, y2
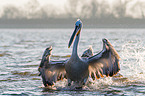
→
(88, 39, 120, 80)
(40, 60, 66, 87)
(81, 46, 93, 57)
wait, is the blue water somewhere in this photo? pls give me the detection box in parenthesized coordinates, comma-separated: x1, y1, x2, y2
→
(0, 28, 145, 95)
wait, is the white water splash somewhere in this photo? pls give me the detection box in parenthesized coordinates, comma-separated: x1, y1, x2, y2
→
(120, 39, 145, 82)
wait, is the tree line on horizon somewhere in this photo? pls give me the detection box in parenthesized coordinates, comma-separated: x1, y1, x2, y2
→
(0, 0, 145, 20)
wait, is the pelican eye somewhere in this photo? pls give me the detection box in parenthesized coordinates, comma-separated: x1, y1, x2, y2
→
(103, 39, 107, 42)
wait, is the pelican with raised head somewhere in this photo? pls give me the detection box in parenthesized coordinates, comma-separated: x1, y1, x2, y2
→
(39, 19, 120, 88)
(66, 19, 89, 86)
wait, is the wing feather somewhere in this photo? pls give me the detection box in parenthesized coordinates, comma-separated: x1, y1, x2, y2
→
(88, 38, 120, 80)
(40, 62, 66, 87)
(38, 46, 67, 87)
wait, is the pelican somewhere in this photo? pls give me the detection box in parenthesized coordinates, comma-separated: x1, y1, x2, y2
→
(39, 19, 120, 88)
(38, 46, 94, 86)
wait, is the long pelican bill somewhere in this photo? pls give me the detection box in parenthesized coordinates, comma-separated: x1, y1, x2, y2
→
(68, 26, 81, 48)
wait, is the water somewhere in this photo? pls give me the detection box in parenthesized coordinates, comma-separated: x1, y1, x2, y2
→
(0, 28, 145, 95)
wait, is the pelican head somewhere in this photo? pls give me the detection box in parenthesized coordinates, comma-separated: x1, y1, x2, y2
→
(68, 19, 82, 48)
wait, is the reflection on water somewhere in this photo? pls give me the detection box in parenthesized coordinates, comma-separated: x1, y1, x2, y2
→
(0, 29, 145, 95)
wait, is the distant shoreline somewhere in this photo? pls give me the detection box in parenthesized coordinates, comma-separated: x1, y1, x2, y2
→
(0, 18, 145, 28)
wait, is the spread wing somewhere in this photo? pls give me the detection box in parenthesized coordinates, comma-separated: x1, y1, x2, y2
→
(39, 60, 67, 87)
(88, 38, 120, 80)
(38, 46, 67, 87)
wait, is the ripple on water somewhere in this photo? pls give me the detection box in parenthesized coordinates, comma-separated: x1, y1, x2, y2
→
(11, 71, 39, 77)
(0, 29, 145, 95)
(0, 52, 11, 57)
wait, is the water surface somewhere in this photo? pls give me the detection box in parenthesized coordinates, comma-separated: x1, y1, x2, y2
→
(0, 29, 145, 95)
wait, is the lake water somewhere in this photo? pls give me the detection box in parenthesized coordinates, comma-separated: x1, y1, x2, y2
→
(0, 28, 145, 95)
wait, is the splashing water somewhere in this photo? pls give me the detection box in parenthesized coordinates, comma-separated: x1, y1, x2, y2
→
(121, 38, 145, 82)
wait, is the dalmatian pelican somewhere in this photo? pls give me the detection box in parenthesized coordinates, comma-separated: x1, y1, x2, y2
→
(39, 19, 120, 88)
(38, 46, 93, 86)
